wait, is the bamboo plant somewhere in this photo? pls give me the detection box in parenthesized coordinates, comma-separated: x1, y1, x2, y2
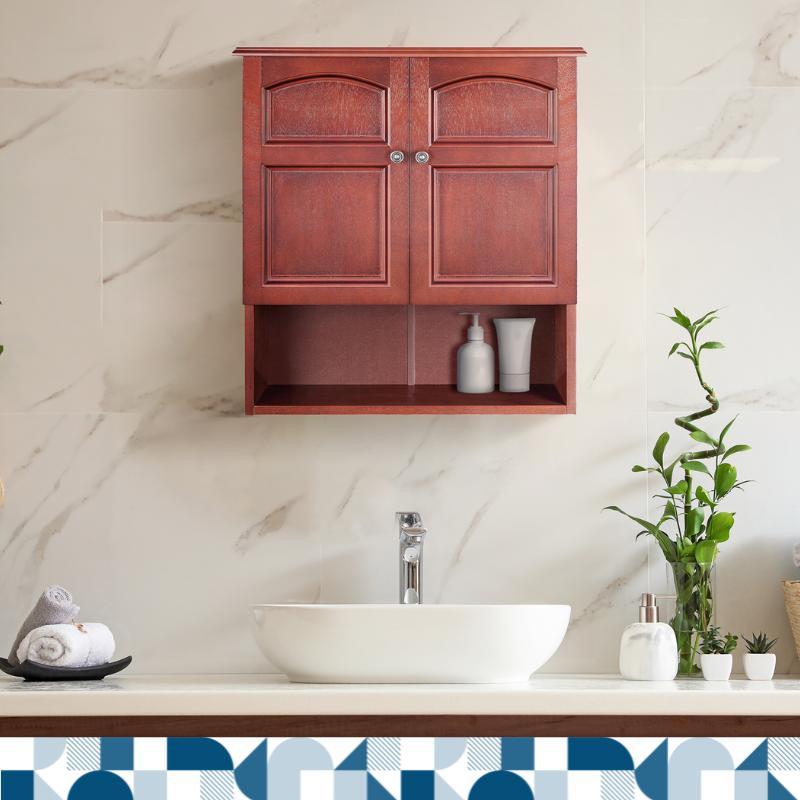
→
(605, 308, 751, 674)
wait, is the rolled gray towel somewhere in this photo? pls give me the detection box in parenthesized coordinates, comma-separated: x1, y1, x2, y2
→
(8, 586, 80, 665)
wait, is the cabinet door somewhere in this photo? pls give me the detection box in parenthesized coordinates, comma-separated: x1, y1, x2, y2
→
(409, 57, 577, 304)
(243, 56, 409, 304)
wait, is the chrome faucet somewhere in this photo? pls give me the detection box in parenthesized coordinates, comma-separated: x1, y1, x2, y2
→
(397, 512, 427, 605)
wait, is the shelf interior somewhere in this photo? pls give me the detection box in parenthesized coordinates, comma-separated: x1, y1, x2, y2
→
(254, 383, 565, 413)
(248, 304, 572, 414)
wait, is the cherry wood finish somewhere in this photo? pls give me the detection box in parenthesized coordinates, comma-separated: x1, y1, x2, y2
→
(245, 304, 574, 414)
(243, 56, 410, 304)
(237, 48, 583, 414)
(234, 47, 587, 57)
(410, 56, 577, 304)
(555, 304, 576, 413)
(254, 384, 566, 415)
(1, 714, 795, 737)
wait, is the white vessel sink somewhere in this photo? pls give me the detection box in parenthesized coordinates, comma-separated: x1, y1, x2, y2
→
(250, 604, 570, 683)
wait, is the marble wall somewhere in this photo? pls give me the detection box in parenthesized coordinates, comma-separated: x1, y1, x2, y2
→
(0, 0, 798, 675)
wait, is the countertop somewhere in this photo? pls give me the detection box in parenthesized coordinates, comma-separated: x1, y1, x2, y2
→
(2, 674, 800, 717)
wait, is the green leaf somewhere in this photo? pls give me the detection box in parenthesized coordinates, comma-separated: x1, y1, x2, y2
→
(723, 444, 751, 460)
(707, 511, 734, 542)
(685, 507, 705, 538)
(690, 429, 719, 447)
(696, 316, 717, 332)
(664, 457, 681, 486)
(668, 342, 682, 357)
(666, 480, 689, 495)
(672, 307, 692, 329)
(700, 341, 725, 351)
(677, 351, 695, 360)
(682, 460, 711, 475)
(632, 465, 649, 472)
(604, 506, 677, 562)
(695, 485, 713, 506)
(714, 463, 738, 496)
(693, 308, 722, 326)
(652, 432, 670, 467)
(604, 506, 659, 535)
(659, 500, 680, 528)
(695, 540, 717, 568)
(719, 416, 738, 443)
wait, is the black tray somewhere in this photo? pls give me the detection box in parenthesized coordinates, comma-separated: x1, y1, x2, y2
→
(0, 656, 132, 681)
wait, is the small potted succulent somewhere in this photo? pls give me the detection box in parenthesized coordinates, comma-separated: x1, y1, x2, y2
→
(742, 632, 777, 681)
(699, 627, 737, 681)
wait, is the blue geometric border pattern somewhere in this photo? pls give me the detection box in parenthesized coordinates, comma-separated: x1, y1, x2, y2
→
(0, 737, 798, 798)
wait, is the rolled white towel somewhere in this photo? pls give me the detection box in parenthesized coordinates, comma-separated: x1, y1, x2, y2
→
(8, 585, 80, 665)
(16, 623, 115, 668)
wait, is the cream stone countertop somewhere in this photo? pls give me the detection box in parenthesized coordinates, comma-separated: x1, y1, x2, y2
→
(1, 674, 800, 716)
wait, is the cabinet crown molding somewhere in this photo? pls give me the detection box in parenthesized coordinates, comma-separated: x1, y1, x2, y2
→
(234, 47, 587, 58)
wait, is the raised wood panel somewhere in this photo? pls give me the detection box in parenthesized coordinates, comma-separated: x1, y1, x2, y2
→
(410, 56, 577, 305)
(266, 77, 386, 142)
(433, 168, 553, 283)
(261, 56, 391, 95)
(266, 167, 387, 282)
(244, 56, 409, 304)
(433, 77, 554, 142)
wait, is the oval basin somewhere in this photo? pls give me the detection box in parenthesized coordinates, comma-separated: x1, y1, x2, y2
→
(250, 603, 570, 683)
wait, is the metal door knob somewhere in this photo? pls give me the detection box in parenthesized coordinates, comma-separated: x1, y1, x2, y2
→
(389, 150, 405, 163)
(415, 151, 430, 164)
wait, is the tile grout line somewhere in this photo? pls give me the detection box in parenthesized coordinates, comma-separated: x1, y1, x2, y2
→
(643, 0, 652, 593)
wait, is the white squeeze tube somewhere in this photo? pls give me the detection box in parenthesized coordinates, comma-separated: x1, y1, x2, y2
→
(493, 318, 536, 393)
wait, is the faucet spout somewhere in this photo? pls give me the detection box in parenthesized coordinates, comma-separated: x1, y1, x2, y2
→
(396, 512, 427, 605)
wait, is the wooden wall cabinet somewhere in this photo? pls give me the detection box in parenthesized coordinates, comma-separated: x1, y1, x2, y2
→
(235, 47, 585, 414)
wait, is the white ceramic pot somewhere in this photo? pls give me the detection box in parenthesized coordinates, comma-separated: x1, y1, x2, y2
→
(701, 653, 733, 681)
(743, 653, 776, 681)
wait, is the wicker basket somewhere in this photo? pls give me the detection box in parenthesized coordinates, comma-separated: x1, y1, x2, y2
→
(783, 580, 800, 660)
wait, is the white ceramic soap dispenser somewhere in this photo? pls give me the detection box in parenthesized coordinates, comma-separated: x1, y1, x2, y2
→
(619, 593, 679, 681)
(456, 312, 495, 394)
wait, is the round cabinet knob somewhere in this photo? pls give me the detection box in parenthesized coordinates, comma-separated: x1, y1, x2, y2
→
(415, 151, 430, 164)
(389, 150, 405, 164)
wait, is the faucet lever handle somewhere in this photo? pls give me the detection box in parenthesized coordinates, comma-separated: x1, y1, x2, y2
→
(396, 511, 422, 523)
(396, 511, 425, 531)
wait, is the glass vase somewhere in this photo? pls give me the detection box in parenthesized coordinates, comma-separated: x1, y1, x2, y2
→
(667, 561, 716, 676)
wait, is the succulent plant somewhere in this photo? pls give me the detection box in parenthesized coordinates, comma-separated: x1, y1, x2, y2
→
(743, 632, 777, 655)
(699, 626, 738, 655)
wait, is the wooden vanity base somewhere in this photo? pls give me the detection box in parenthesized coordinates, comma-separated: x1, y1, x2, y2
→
(2, 714, 798, 737)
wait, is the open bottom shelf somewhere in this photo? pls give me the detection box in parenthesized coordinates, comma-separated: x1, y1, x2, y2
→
(254, 384, 567, 415)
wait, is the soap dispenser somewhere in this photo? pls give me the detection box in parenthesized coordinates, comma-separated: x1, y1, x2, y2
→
(456, 312, 494, 394)
(619, 593, 679, 681)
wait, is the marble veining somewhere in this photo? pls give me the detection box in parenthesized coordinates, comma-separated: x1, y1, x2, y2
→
(0, 0, 798, 676)
(236, 497, 303, 554)
(103, 193, 242, 223)
(0, 100, 75, 151)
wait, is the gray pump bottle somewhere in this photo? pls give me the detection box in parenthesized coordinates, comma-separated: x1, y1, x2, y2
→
(456, 312, 495, 394)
